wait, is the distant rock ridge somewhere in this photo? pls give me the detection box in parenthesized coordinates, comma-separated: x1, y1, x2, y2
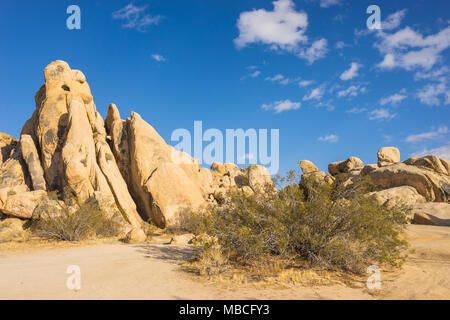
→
(0, 61, 274, 238)
(298, 147, 450, 227)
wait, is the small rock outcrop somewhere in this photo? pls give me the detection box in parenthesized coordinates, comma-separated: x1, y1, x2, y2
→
(377, 147, 400, 167)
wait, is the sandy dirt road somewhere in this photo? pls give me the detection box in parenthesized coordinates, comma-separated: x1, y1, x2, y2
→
(0, 225, 449, 300)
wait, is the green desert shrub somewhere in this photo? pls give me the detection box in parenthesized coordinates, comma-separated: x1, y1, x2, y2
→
(188, 171, 410, 275)
(30, 202, 123, 241)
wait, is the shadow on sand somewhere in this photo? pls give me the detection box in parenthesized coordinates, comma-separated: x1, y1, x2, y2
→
(133, 244, 194, 264)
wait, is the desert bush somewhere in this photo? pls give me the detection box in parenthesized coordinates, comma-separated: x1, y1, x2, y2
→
(30, 202, 122, 241)
(190, 171, 409, 275)
(168, 207, 209, 234)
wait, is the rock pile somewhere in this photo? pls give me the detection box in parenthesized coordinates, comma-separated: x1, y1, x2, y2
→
(0, 61, 274, 240)
(298, 147, 450, 226)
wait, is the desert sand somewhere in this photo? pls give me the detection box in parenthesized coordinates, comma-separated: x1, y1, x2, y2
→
(0, 224, 449, 300)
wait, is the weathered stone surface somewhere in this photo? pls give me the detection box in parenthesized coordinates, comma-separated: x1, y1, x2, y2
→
(412, 203, 450, 226)
(1, 190, 47, 219)
(20, 134, 46, 191)
(247, 165, 274, 191)
(0, 132, 17, 165)
(369, 163, 450, 202)
(0, 145, 29, 191)
(328, 157, 364, 176)
(127, 112, 205, 227)
(404, 155, 449, 176)
(298, 160, 318, 174)
(125, 228, 147, 243)
(369, 186, 426, 207)
(0, 218, 27, 242)
(377, 147, 400, 167)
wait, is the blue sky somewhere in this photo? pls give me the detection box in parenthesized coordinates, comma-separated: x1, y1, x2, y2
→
(0, 0, 449, 175)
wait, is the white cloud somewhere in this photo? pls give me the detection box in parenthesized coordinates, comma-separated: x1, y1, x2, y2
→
(411, 144, 450, 160)
(112, 3, 162, 32)
(381, 9, 407, 30)
(417, 78, 450, 106)
(298, 80, 314, 87)
(234, 0, 308, 51)
(319, 0, 341, 8)
(376, 26, 450, 70)
(151, 54, 165, 62)
(235, 0, 328, 64)
(261, 99, 301, 113)
(379, 92, 407, 106)
(303, 86, 325, 101)
(340, 62, 362, 81)
(250, 70, 261, 78)
(318, 134, 339, 143)
(265, 74, 284, 82)
(335, 41, 346, 49)
(346, 107, 367, 114)
(337, 85, 365, 98)
(298, 38, 328, 64)
(355, 9, 407, 36)
(369, 108, 397, 121)
(405, 126, 448, 143)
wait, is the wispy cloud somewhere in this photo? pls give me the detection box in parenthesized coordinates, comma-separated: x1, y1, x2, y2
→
(411, 144, 450, 159)
(340, 62, 362, 81)
(318, 134, 339, 143)
(297, 38, 328, 64)
(379, 92, 407, 106)
(346, 107, 368, 114)
(303, 86, 325, 101)
(151, 54, 165, 62)
(368, 108, 397, 121)
(337, 85, 366, 98)
(261, 99, 301, 113)
(405, 126, 448, 143)
(112, 3, 162, 32)
(319, 0, 341, 8)
(298, 80, 314, 87)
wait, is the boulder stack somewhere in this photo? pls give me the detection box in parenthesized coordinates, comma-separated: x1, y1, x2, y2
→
(0, 61, 275, 236)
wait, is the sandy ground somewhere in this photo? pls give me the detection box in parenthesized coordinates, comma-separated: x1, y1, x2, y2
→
(0, 224, 449, 300)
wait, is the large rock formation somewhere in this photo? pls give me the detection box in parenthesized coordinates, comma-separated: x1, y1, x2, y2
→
(0, 60, 275, 234)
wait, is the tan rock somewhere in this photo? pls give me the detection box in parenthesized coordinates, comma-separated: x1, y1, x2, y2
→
(328, 157, 364, 176)
(127, 112, 205, 228)
(298, 160, 318, 174)
(0, 132, 17, 164)
(172, 233, 195, 245)
(125, 228, 147, 243)
(369, 163, 450, 202)
(412, 202, 450, 226)
(377, 147, 400, 167)
(247, 165, 274, 192)
(404, 155, 449, 175)
(0, 218, 27, 242)
(369, 186, 426, 207)
(20, 134, 46, 191)
(2, 190, 47, 219)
